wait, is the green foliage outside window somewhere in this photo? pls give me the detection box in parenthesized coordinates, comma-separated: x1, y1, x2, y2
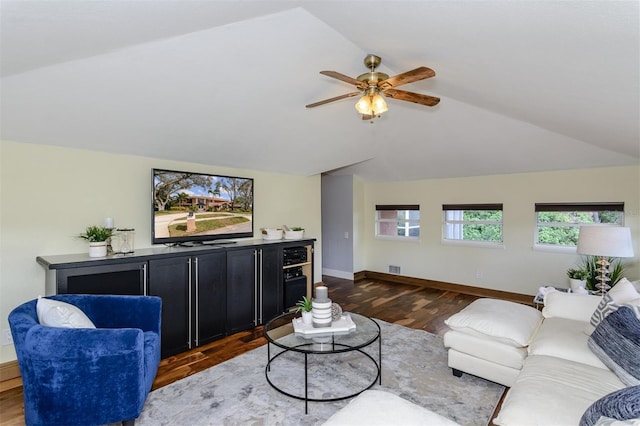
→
(444, 209, 503, 242)
(537, 210, 622, 246)
(462, 210, 502, 242)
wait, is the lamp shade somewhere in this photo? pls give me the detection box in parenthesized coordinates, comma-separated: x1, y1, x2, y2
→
(371, 94, 388, 115)
(355, 96, 372, 114)
(576, 226, 634, 258)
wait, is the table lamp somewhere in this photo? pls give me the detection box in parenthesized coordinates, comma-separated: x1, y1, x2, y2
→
(576, 226, 634, 295)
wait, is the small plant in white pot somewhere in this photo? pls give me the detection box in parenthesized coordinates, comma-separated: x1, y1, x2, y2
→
(284, 226, 305, 240)
(295, 296, 313, 324)
(79, 225, 113, 257)
(566, 267, 589, 291)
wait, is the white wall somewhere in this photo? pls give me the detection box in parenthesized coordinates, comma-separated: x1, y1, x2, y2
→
(0, 140, 322, 363)
(357, 166, 640, 295)
(321, 175, 353, 278)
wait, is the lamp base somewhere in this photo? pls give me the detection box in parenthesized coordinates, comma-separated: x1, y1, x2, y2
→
(594, 257, 612, 296)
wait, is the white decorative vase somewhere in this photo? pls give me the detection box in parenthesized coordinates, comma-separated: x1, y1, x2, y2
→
(88, 242, 108, 257)
(569, 278, 587, 292)
(301, 310, 313, 324)
(312, 286, 332, 328)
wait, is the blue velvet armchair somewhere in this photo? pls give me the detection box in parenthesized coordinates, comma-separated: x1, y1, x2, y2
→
(8, 294, 162, 426)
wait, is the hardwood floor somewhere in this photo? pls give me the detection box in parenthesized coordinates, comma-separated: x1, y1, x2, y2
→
(0, 276, 486, 426)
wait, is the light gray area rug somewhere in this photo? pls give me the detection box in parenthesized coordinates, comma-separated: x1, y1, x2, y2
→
(138, 319, 504, 425)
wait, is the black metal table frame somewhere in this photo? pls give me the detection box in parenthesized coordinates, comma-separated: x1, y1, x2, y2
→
(264, 315, 382, 414)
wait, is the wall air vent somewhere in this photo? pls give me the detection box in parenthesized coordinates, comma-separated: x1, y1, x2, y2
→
(388, 265, 401, 274)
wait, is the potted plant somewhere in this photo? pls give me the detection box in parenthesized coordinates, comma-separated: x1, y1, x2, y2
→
(284, 226, 305, 240)
(566, 267, 589, 291)
(79, 225, 113, 257)
(295, 296, 313, 324)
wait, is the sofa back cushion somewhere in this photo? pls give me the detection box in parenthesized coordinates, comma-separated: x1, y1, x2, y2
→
(588, 306, 640, 386)
(542, 292, 601, 322)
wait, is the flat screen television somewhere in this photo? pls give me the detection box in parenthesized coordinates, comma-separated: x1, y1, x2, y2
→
(152, 168, 254, 245)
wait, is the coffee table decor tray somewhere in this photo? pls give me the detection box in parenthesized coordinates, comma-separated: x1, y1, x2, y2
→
(292, 313, 356, 336)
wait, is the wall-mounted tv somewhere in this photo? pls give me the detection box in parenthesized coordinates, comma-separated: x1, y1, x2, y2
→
(152, 168, 254, 245)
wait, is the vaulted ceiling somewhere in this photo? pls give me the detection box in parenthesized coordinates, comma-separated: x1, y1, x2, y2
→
(1, 1, 638, 181)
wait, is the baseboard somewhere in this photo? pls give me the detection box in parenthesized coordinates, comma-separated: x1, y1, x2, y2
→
(355, 270, 534, 306)
(0, 360, 22, 392)
(322, 268, 354, 280)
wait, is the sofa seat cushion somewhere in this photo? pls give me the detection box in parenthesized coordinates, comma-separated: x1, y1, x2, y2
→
(444, 298, 543, 347)
(322, 390, 460, 426)
(444, 330, 528, 370)
(528, 317, 608, 369)
(494, 355, 625, 426)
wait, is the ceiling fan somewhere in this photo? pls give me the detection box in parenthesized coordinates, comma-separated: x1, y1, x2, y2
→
(306, 54, 440, 121)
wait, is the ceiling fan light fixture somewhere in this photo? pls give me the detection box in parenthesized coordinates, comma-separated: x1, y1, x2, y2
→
(355, 95, 373, 115)
(371, 94, 388, 115)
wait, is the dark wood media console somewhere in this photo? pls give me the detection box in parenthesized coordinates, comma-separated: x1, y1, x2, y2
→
(37, 239, 315, 358)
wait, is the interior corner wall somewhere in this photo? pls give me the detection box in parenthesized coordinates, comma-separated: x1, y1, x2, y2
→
(0, 140, 322, 363)
(321, 174, 354, 279)
(352, 175, 366, 273)
(360, 165, 640, 296)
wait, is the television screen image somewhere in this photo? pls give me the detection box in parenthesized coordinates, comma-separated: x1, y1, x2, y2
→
(152, 168, 254, 245)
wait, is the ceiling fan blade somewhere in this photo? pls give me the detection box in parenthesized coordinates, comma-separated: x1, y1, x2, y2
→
(379, 67, 436, 89)
(320, 71, 367, 89)
(306, 92, 360, 108)
(384, 88, 440, 107)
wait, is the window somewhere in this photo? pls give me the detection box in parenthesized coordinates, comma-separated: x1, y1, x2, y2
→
(535, 202, 624, 248)
(375, 205, 420, 239)
(443, 204, 503, 245)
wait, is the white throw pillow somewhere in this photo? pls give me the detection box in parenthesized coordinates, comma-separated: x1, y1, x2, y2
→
(36, 297, 96, 328)
(542, 291, 601, 321)
(585, 278, 640, 335)
(444, 298, 542, 347)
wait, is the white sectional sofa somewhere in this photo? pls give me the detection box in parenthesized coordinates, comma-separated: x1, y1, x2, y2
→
(443, 279, 640, 426)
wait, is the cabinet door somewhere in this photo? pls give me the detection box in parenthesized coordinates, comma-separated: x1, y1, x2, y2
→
(226, 249, 256, 334)
(259, 246, 283, 324)
(148, 256, 191, 358)
(195, 252, 227, 346)
(56, 262, 147, 295)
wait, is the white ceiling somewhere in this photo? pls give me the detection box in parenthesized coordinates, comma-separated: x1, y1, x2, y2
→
(1, 1, 638, 181)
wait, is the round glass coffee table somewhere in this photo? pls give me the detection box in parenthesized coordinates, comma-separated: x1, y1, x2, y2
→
(264, 311, 381, 414)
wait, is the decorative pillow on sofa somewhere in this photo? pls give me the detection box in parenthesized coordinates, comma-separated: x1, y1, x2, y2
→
(543, 291, 601, 321)
(36, 297, 96, 328)
(586, 278, 640, 335)
(579, 385, 640, 426)
(588, 306, 640, 386)
(444, 298, 542, 347)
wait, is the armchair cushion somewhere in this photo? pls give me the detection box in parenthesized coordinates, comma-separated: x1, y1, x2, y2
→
(36, 296, 96, 328)
(9, 294, 161, 426)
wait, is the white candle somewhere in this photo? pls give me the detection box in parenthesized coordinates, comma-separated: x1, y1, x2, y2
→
(315, 286, 328, 300)
(104, 217, 114, 229)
